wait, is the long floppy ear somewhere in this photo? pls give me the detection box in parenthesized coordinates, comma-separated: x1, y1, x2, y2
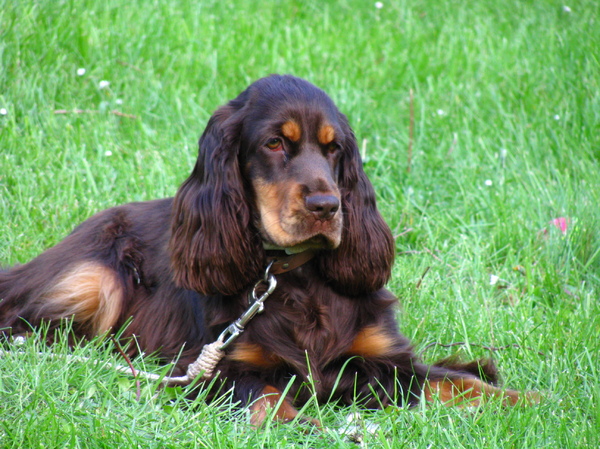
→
(317, 117, 395, 296)
(170, 101, 264, 296)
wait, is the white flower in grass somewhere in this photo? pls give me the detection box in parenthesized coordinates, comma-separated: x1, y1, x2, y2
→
(490, 274, 500, 286)
(437, 109, 445, 116)
(484, 179, 493, 186)
(563, 5, 571, 13)
(99, 80, 110, 89)
(77, 68, 86, 76)
(554, 114, 560, 120)
(0, 108, 7, 116)
(105, 150, 113, 157)
(375, 2, 383, 8)
(116, 98, 123, 105)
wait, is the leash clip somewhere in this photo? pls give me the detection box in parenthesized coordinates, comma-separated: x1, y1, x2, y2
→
(218, 262, 277, 350)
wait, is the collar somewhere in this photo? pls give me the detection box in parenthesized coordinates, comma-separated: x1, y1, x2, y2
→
(266, 249, 317, 274)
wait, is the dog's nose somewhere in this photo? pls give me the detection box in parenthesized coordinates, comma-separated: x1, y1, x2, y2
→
(305, 194, 340, 220)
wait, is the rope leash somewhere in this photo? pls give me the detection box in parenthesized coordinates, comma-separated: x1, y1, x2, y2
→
(0, 337, 224, 386)
(2, 251, 319, 385)
(1, 263, 279, 386)
(148, 262, 278, 384)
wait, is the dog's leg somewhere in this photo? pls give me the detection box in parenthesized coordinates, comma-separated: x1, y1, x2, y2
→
(423, 377, 540, 406)
(248, 385, 321, 428)
(27, 261, 124, 336)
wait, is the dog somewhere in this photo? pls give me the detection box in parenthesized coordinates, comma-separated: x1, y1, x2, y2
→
(0, 75, 534, 426)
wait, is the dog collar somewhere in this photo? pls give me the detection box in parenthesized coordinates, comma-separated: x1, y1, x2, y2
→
(266, 249, 316, 274)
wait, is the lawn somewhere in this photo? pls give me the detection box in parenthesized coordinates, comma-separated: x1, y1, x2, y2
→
(1, 0, 599, 447)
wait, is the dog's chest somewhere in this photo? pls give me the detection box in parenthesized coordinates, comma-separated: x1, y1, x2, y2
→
(277, 287, 358, 364)
(290, 301, 332, 354)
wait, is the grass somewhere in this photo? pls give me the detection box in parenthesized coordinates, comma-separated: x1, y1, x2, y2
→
(1, 0, 599, 447)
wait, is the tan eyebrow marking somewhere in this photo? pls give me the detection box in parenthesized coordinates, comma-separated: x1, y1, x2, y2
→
(318, 124, 335, 145)
(281, 120, 301, 142)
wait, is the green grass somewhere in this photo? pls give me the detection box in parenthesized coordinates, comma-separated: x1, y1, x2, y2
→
(1, 0, 599, 447)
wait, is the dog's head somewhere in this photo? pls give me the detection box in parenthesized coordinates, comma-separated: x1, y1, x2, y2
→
(239, 76, 344, 252)
(170, 75, 394, 296)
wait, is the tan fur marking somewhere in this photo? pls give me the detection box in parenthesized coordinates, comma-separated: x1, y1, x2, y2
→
(253, 179, 289, 244)
(228, 342, 281, 369)
(424, 378, 539, 406)
(282, 120, 301, 142)
(40, 262, 123, 335)
(253, 176, 342, 250)
(347, 326, 394, 358)
(249, 386, 321, 428)
(318, 124, 335, 145)
(253, 178, 306, 247)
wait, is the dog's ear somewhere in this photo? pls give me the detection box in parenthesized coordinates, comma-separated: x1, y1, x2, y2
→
(170, 100, 264, 296)
(317, 117, 395, 295)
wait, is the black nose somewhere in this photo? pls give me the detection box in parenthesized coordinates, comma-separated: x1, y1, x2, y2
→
(305, 194, 340, 220)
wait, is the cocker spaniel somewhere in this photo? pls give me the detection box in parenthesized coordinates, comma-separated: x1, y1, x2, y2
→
(0, 75, 535, 426)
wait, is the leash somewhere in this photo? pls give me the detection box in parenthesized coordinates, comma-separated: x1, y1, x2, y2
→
(177, 262, 277, 383)
(0, 251, 316, 386)
(159, 249, 315, 385)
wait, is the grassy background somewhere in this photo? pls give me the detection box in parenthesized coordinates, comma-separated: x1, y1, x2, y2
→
(1, 0, 599, 447)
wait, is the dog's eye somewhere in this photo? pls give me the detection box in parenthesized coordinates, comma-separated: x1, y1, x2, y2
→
(266, 138, 283, 151)
(326, 142, 340, 154)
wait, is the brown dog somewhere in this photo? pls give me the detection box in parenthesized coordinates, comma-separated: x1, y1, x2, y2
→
(0, 75, 535, 426)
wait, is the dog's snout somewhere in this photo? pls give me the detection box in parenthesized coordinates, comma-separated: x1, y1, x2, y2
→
(305, 194, 340, 220)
